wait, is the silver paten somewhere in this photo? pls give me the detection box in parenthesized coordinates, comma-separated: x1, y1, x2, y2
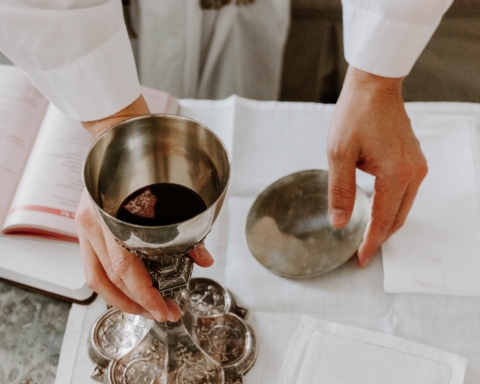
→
(245, 170, 370, 278)
(88, 278, 257, 384)
(83, 114, 230, 295)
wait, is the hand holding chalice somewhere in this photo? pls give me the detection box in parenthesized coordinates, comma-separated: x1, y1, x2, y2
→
(83, 114, 230, 306)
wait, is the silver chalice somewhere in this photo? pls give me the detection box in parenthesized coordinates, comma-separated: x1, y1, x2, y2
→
(83, 114, 257, 383)
(83, 114, 230, 295)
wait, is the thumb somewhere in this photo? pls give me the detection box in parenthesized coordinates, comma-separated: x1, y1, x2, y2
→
(327, 160, 357, 228)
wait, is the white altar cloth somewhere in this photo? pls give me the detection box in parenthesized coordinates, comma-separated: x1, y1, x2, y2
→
(55, 98, 480, 384)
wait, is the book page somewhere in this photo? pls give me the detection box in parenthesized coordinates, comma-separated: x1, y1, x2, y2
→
(3, 104, 91, 240)
(3, 86, 178, 240)
(0, 65, 49, 224)
(0, 235, 91, 301)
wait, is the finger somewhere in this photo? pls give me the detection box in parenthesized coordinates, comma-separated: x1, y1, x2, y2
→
(327, 151, 358, 228)
(92, 241, 140, 305)
(164, 297, 182, 322)
(76, 205, 139, 302)
(76, 197, 139, 301)
(101, 227, 170, 322)
(188, 243, 214, 267)
(385, 167, 427, 240)
(82, 227, 136, 298)
(357, 176, 407, 267)
(79, 236, 153, 319)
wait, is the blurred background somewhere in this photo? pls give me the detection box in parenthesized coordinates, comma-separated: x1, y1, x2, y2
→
(2, 0, 479, 104)
(281, 0, 480, 103)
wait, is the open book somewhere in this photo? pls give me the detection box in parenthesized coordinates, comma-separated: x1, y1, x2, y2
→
(0, 65, 178, 303)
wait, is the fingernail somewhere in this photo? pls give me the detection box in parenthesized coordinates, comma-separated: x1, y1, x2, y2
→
(360, 258, 370, 268)
(330, 209, 349, 227)
(167, 311, 176, 323)
(141, 312, 154, 320)
(196, 244, 208, 255)
(199, 252, 212, 261)
(151, 310, 167, 323)
(197, 245, 213, 261)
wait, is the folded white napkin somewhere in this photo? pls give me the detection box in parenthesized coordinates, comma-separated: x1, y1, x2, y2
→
(54, 297, 107, 384)
(279, 316, 468, 384)
(382, 114, 480, 296)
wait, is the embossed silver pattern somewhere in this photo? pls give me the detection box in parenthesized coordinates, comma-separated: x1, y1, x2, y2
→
(88, 278, 257, 384)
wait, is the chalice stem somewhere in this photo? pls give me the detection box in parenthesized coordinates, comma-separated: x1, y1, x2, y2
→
(143, 254, 195, 298)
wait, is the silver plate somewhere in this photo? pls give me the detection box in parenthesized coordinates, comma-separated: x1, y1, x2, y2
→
(88, 278, 257, 384)
(245, 170, 370, 278)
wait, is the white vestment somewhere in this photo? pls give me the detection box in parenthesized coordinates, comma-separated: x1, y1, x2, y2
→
(138, 0, 290, 101)
(0, 0, 454, 121)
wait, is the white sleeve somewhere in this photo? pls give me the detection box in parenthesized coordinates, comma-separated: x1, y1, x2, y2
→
(342, 0, 454, 78)
(0, 0, 141, 121)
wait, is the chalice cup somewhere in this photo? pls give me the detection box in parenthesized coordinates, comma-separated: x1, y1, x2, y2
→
(83, 114, 230, 298)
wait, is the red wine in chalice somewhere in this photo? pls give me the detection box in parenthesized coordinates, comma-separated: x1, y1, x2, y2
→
(116, 183, 207, 226)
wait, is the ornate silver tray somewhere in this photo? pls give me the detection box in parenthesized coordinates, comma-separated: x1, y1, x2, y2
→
(88, 278, 257, 383)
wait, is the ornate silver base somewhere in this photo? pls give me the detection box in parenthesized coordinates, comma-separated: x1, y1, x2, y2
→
(88, 278, 257, 383)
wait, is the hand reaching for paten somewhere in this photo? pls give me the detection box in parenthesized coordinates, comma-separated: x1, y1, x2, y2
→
(327, 66, 428, 267)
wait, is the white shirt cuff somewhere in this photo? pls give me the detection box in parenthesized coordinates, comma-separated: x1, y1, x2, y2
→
(27, 26, 140, 122)
(0, 0, 141, 121)
(342, 0, 449, 78)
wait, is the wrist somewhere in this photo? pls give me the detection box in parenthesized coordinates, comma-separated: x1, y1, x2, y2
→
(343, 65, 403, 95)
(82, 95, 150, 140)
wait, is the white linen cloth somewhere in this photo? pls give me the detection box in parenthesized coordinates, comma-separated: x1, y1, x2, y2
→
(279, 316, 467, 384)
(277, 316, 467, 384)
(0, 0, 455, 121)
(382, 116, 480, 296)
(56, 98, 480, 384)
